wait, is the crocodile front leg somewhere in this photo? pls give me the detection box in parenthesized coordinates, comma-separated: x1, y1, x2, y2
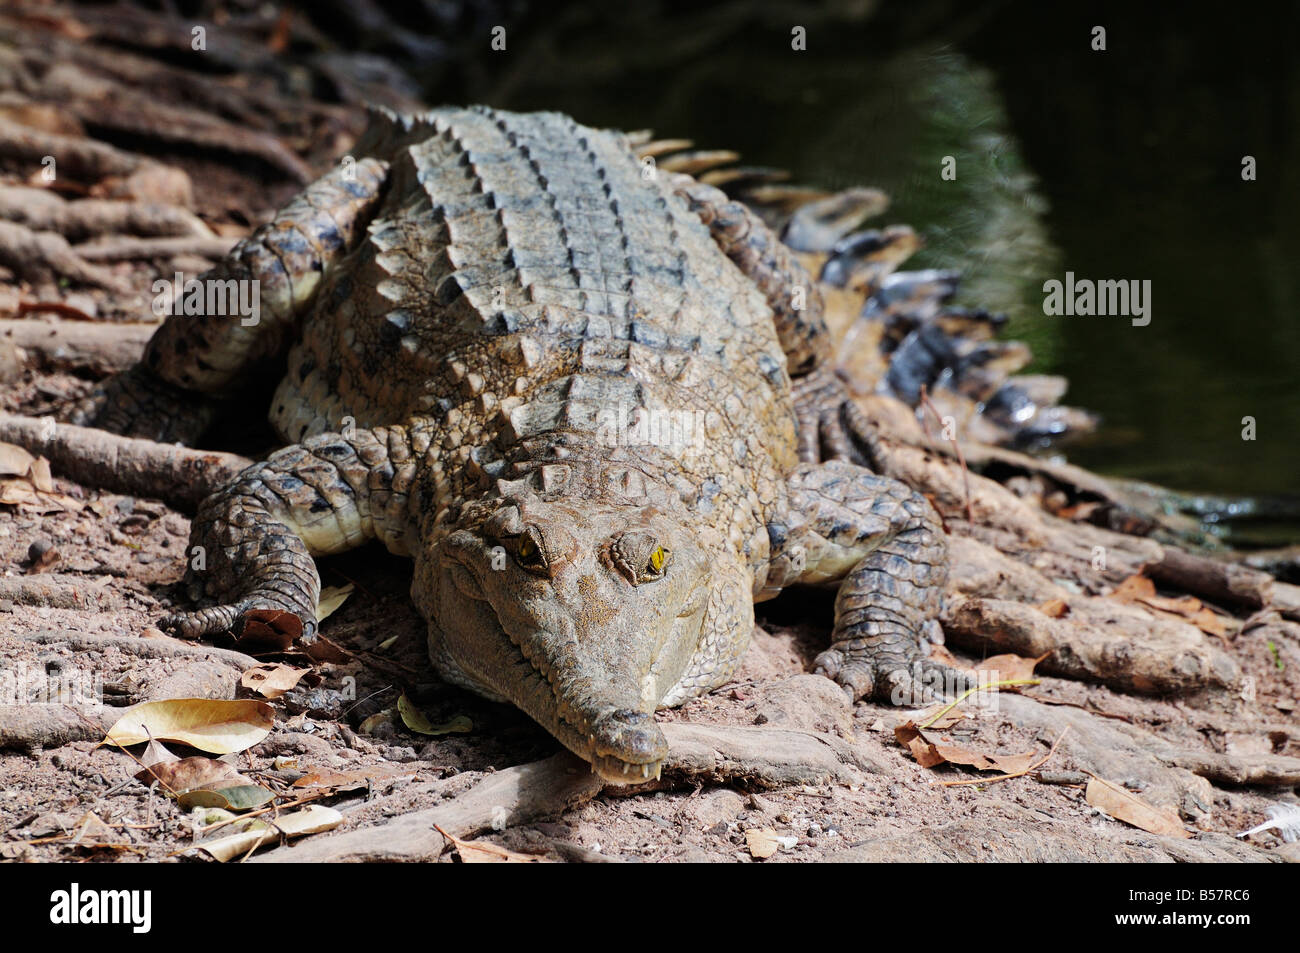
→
(164, 424, 423, 641)
(76, 158, 389, 442)
(774, 460, 971, 704)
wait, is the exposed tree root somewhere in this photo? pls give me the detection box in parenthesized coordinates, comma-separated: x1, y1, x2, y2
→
(0, 412, 251, 508)
(0, 220, 130, 291)
(74, 234, 235, 262)
(249, 723, 891, 862)
(0, 185, 211, 241)
(1, 319, 153, 373)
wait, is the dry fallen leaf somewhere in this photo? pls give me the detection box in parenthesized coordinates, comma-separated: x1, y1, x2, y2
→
(0, 441, 36, 477)
(744, 828, 796, 859)
(1112, 574, 1229, 638)
(397, 694, 473, 737)
(316, 583, 354, 622)
(1085, 776, 1189, 838)
(135, 755, 245, 792)
(971, 652, 1049, 684)
(233, 609, 302, 653)
(239, 662, 309, 699)
(436, 825, 542, 863)
(358, 710, 393, 735)
(177, 784, 276, 812)
(195, 805, 344, 862)
(1038, 598, 1070, 619)
(104, 698, 274, 754)
(895, 721, 1037, 774)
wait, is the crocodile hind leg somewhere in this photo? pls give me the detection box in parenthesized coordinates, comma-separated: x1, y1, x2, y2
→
(163, 424, 422, 641)
(73, 158, 390, 443)
(775, 460, 971, 704)
(675, 178, 872, 465)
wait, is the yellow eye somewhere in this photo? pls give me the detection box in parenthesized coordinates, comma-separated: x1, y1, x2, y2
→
(648, 546, 665, 574)
(517, 535, 537, 560)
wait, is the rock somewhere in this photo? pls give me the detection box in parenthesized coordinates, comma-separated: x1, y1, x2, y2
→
(750, 674, 852, 734)
(681, 788, 745, 830)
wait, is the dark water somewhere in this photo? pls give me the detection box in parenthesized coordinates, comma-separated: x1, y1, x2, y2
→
(432, 2, 1300, 545)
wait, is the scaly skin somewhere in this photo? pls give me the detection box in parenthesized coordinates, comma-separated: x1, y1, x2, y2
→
(93, 107, 963, 783)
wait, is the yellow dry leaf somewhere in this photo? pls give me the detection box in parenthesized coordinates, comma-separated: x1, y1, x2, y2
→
(397, 694, 472, 736)
(316, 583, 354, 622)
(1085, 776, 1189, 838)
(195, 805, 343, 862)
(104, 698, 274, 754)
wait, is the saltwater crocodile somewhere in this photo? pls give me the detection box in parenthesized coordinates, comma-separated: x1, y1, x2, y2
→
(86, 106, 968, 782)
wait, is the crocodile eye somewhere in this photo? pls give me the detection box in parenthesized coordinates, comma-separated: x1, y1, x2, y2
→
(512, 529, 548, 572)
(610, 533, 668, 585)
(647, 545, 666, 576)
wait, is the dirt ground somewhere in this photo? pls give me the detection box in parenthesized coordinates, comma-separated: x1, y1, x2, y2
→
(0, 451, 1296, 862)
(0, 4, 1298, 863)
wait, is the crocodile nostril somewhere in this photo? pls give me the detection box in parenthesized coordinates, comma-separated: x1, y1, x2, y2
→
(593, 708, 667, 763)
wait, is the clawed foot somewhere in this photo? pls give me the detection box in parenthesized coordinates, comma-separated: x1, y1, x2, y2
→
(814, 640, 974, 706)
(160, 596, 317, 645)
(792, 365, 881, 467)
(71, 364, 215, 444)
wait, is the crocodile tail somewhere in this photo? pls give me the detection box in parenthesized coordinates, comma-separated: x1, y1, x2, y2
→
(635, 137, 1097, 451)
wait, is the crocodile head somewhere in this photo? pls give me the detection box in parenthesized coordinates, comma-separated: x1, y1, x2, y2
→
(425, 493, 752, 784)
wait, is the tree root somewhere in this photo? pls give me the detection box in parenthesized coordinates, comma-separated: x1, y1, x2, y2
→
(1, 319, 153, 373)
(248, 723, 889, 862)
(0, 631, 260, 751)
(0, 185, 212, 241)
(0, 704, 117, 751)
(74, 235, 236, 262)
(943, 595, 1241, 695)
(0, 220, 130, 291)
(13, 629, 258, 669)
(1163, 751, 1300, 787)
(0, 412, 251, 509)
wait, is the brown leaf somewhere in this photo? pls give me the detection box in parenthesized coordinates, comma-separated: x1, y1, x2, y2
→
(895, 721, 1036, 773)
(894, 721, 948, 768)
(971, 652, 1049, 684)
(28, 456, 53, 493)
(134, 755, 245, 792)
(234, 608, 303, 653)
(435, 825, 543, 863)
(1085, 776, 1189, 838)
(239, 662, 309, 699)
(1113, 574, 1229, 638)
(928, 644, 962, 668)
(1038, 598, 1070, 619)
(0, 442, 35, 477)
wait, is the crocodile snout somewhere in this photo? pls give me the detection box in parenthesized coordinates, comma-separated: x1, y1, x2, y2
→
(587, 708, 668, 784)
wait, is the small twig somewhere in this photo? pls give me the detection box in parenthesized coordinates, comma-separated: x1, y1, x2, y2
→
(940, 726, 1070, 787)
(1019, 692, 1136, 723)
(16, 300, 98, 321)
(918, 677, 1041, 729)
(919, 384, 974, 525)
